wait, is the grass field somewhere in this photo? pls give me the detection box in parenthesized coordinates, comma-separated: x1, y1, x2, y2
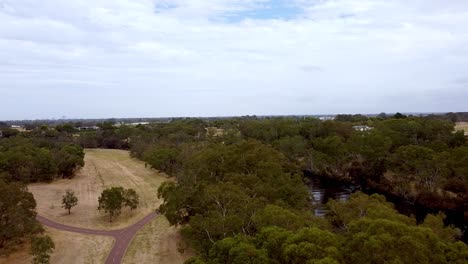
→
(28, 149, 169, 230)
(0, 227, 113, 264)
(123, 217, 193, 264)
(3, 149, 190, 264)
(455, 122, 468, 135)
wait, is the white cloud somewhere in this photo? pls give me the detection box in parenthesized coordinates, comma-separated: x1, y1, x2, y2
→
(0, 0, 467, 119)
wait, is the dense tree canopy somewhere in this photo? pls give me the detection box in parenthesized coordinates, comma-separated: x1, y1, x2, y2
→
(0, 180, 42, 252)
(0, 135, 84, 183)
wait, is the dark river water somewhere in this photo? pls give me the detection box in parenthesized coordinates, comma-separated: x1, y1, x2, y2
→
(307, 176, 467, 242)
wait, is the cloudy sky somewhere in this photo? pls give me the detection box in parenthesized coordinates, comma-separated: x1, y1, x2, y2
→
(1, 0, 467, 120)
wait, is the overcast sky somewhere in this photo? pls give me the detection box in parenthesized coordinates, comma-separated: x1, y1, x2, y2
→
(1, 0, 467, 120)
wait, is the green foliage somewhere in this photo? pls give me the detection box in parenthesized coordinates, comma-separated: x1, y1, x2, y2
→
(158, 140, 310, 255)
(196, 193, 468, 264)
(124, 188, 139, 211)
(209, 235, 270, 264)
(273, 135, 308, 162)
(389, 145, 449, 191)
(421, 213, 460, 242)
(143, 147, 179, 175)
(252, 205, 308, 231)
(326, 192, 414, 231)
(61, 189, 78, 215)
(281, 227, 341, 264)
(0, 180, 42, 252)
(30, 235, 55, 264)
(55, 144, 85, 177)
(335, 114, 369, 123)
(98, 187, 126, 222)
(98, 187, 140, 222)
(0, 137, 84, 182)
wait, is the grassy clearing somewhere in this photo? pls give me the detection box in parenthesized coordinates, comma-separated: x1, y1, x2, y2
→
(0, 227, 114, 264)
(123, 217, 193, 264)
(16, 149, 189, 264)
(28, 149, 170, 230)
(455, 122, 468, 135)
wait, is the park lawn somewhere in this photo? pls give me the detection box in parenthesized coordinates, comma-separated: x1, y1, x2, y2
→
(0, 227, 113, 264)
(28, 149, 169, 230)
(20, 149, 190, 264)
(123, 217, 194, 264)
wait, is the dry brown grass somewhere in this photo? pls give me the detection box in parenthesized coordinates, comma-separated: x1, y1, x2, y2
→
(123, 217, 193, 264)
(28, 149, 169, 230)
(455, 122, 468, 135)
(5, 149, 189, 264)
(0, 227, 114, 264)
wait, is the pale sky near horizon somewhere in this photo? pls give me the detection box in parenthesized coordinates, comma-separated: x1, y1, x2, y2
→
(1, 0, 467, 120)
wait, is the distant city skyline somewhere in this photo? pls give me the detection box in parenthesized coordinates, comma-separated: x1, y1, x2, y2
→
(1, 0, 467, 120)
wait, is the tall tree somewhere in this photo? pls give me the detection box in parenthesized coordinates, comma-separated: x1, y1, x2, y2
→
(30, 235, 55, 264)
(98, 187, 125, 222)
(0, 180, 42, 251)
(61, 189, 78, 215)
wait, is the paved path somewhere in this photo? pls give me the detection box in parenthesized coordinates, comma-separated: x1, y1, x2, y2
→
(37, 212, 158, 264)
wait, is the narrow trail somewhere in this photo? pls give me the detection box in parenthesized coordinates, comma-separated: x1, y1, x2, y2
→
(37, 212, 158, 264)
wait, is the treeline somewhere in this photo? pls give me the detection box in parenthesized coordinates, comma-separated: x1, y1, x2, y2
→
(0, 128, 84, 183)
(69, 115, 468, 215)
(17, 115, 463, 214)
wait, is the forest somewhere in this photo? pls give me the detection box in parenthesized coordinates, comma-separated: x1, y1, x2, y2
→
(0, 113, 467, 263)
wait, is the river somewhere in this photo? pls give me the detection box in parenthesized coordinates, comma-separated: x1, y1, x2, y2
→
(307, 176, 467, 242)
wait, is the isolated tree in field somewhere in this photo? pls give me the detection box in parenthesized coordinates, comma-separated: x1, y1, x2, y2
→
(61, 189, 78, 215)
(124, 188, 139, 211)
(30, 235, 55, 264)
(98, 187, 125, 222)
(98, 187, 140, 221)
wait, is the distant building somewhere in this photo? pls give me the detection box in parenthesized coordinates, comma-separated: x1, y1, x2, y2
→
(129, 122, 150, 126)
(78, 126, 100, 131)
(11, 125, 27, 132)
(353, 125, 373, 131)
(319, 116, 335, 121)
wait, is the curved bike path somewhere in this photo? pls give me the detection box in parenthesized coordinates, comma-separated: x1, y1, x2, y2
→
(37, 212, 158, 264)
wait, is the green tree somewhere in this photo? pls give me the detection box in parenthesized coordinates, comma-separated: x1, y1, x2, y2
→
(55, 145, 84, 178)
(209, 235, 271, 264)
(0, 180, 42, 251)
(143, 147, 179, 175)
(252, 205, 307, 231)
(98, 187, 125, 222)
(389, 145, 449, 191)
(124, 188, 139, 211)
(281, 227, 341, 264)
(393, 112, 407, 119)
(30, 235, 55, 264)
(61, 189, 78, 215)
(326, 192, 413, 231)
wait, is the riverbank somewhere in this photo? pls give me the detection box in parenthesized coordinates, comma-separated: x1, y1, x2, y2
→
(305, 171, 467, 243)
